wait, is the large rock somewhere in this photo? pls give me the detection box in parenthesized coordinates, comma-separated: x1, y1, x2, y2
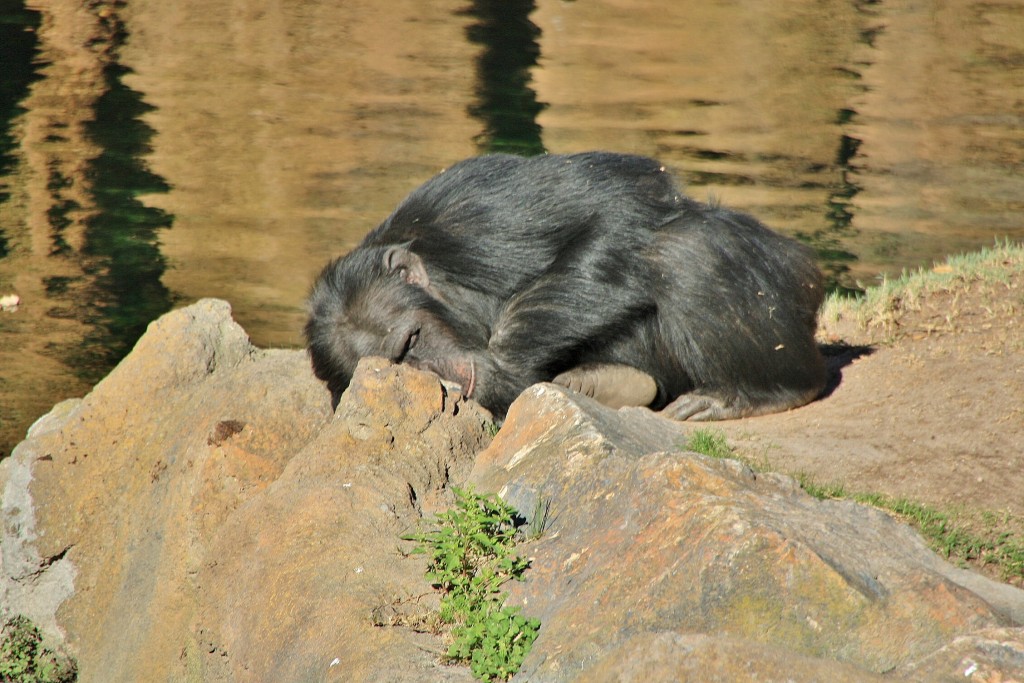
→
(469, 386, 1024, 681)
(0, 299, 492, 681)
(2, 299, 1022, 681)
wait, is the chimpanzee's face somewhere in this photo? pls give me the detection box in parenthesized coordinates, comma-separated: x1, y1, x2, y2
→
(305, 249, 476, 406)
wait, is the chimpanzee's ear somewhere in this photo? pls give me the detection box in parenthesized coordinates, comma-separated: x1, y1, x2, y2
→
(383, 244, 430, 289)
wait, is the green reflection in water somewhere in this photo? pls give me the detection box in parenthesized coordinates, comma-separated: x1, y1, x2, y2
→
(791, 0, 884, 293)
(796, 106, 862, 293)
(1, 4, 172, 384)
(461, 0, 547, 156)
(0, 0, 42, 249)
(48, 17, 175, 382)
(820, 1, 883, 291)
(72, 59, 174, 380)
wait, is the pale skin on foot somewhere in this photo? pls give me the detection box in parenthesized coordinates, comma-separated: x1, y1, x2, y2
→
(553, 363, 658, 409)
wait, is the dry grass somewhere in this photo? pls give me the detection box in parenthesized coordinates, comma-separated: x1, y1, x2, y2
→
(819, 240, 1024, 343)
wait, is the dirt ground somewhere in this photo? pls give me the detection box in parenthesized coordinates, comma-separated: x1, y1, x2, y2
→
(711, 252, 1023, 527)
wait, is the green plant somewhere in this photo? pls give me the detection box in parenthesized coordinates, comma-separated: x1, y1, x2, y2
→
(797, 474, 1024, 584)
(685, 428, 734, 459)
(795, 473, 847, 500)
(525, 496, 551, 541)
(0, 616, 77, 683)
(404, 487, 541, 682)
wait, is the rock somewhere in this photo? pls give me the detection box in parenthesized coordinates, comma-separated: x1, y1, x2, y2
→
(2, 298, 1022, 682)
(192, 353, 492, 681)
(584, 632, 889, 682)
(468, 385, 1024, 682)
(0, 293, 19, 311)
(0, 299, 491, 682)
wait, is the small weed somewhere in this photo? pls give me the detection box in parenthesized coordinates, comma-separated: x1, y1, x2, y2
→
(0, 616, 77, 683)
(797, 475, 1024, 585)
(525, 496, 551, 541)
(795, 473, 847, 500)
(685, 428, 734, 459)
(683, 429, 775, 472)
(403, 487, 540, 682)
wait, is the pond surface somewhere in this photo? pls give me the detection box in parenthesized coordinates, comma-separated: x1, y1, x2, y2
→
(1, 0, 1022, 456)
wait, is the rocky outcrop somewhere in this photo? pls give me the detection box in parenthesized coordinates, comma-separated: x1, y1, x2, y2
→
(1, 299, 491, 682)
(1, 299, 1022, 681)
(470, 386, 1024, 681)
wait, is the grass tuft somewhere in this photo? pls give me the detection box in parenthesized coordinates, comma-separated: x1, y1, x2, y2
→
(685, 428, 734, 459)
(798, 473, 1024, 585)
(819, 239, 1024, 337)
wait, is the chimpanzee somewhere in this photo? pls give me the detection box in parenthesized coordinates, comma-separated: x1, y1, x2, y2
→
(305, 151, 826, 421)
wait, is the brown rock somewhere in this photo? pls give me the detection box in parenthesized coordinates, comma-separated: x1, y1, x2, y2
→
(0, 299, 491, 682)
(468, 385, 1024, 682)
(584, 632, 889, 682)
(193, 354, 492, 681)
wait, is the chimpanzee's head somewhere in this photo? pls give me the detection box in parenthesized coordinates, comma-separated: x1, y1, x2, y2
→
(304, 244, 476, 408)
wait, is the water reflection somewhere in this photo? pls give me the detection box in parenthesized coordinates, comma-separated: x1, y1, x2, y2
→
(0, 1, 42, 206)
(795, 106, 863, 290)
(0, 3, 171, 455)
(462, 0, 546, 156)
(802, 0, 883, 289)
(2, 0, 1022, 459)
(73, 58, 173, 377)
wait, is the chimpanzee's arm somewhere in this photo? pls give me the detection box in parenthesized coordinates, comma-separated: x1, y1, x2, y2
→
(468, 261, 656, 413)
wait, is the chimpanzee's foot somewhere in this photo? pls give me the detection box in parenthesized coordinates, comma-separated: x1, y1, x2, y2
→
(660, 394, 740, 421)
(662, 386, 821, 421)
(552, 364, 658, 409)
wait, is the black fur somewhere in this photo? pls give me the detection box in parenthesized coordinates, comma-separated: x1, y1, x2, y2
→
(306, 151, 826, 420)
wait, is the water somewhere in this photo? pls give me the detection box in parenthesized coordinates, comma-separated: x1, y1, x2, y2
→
(1, 0, 1022, 456)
